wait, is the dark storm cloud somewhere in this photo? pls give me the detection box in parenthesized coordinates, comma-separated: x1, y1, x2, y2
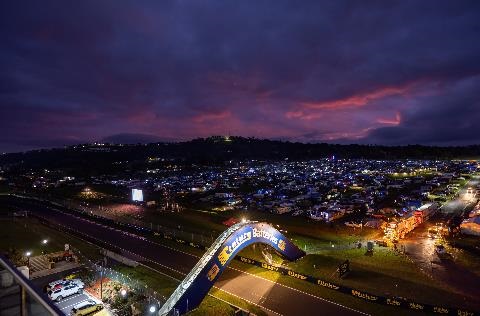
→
(364, 74, 480, 145)
(1, 0, 480, 152)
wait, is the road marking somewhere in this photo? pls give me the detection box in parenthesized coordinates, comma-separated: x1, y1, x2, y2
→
(59, 298, 89, 310)
(55, 293, 82, 304)
(212, 286, 283, 316)
(226, 266, 369, 315)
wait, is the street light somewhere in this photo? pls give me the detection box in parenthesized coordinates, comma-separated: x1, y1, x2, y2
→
(149, 305, 156, 313)
(42, 239, 48, 245)
(120, 289, 127, 297)
(94, 257, 106, 301)
(25, 251, 32, 257)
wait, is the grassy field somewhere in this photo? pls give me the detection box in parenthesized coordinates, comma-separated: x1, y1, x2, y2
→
(0, 217, 101, 259)
(0, 183, 12, 193)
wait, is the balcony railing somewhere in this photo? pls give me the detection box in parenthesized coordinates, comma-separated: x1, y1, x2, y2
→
(0, 254, 63, 316)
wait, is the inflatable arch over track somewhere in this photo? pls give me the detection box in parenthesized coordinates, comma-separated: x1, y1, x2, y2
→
(159, 221, 305, 315)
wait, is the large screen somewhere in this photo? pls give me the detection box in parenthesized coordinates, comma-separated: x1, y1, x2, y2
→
(132, 189, 144, 202)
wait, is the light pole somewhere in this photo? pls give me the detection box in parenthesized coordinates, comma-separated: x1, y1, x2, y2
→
(100, 266, 103, 301)
(25, 251, 32, 267)
(94, 258, 105, 301)
(41, 239, 48, 254)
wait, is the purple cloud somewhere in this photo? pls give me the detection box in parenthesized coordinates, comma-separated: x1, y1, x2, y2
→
(1, 1, 480, 152)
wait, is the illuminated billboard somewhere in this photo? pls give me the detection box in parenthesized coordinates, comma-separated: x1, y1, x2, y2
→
(132, 189, 144, 202)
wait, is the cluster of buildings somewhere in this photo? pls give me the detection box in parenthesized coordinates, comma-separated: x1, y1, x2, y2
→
(147, 159, 472, 227)
(383, 203, 438, 240)
(1, 157, 478, 237)
(460, 199, 480, 236)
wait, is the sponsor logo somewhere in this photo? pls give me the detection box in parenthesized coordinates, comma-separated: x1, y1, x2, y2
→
(317, 279, 340, 290)
(386, 298, 401, 306)
(351, 290, 378, 301)
(261, 262, 279, 272)
(409, 302, 424, 310)
(240, 257, 255, 264)
(207, 264, 220, 281)
(287, 270, 307, 280)
(457, 310, 474, 316)
(218, 231, 252, 265)
(433, 307, 449, 314)
(253, 228, 278, 245)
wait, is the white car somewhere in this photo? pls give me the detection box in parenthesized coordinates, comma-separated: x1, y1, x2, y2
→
(48, 282, 84, 301)
(47, 279, 83, 290)
(47, 279, 84, 292)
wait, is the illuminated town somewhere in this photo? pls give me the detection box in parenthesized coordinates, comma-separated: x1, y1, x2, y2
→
(1, 1, 480, 316)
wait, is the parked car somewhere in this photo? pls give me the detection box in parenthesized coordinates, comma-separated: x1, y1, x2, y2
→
(71, 300, 103, 316)
(47, 278, 84, 291)
(48, 282, 84, 301)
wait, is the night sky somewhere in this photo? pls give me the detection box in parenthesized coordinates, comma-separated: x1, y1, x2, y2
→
(1, 1, 480, 152)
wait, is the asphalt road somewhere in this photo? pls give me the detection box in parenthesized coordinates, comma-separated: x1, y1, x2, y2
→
(1, 196, 364, 316)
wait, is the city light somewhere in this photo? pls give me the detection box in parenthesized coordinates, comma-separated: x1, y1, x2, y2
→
(149, 305, 156, 313)
(120, 288, 127, 297)
(241, 218, 247, 223)
(42, 239, 48, 244)
(25, 251, 32, 257)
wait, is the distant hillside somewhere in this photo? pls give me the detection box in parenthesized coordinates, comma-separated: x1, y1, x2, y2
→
(0, 136, 479, 173)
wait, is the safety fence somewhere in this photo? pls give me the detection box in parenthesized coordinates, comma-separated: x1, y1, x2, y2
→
(12, 195, 479, 316)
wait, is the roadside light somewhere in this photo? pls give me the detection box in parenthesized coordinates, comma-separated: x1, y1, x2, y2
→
(25, 251, 32, 257)
(149, 305, 156, 313)
(120, 289, 127, 297)
(42, 239, 48, 245)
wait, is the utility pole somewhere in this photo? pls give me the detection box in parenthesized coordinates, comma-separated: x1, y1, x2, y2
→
(100, 265, 103, 301)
